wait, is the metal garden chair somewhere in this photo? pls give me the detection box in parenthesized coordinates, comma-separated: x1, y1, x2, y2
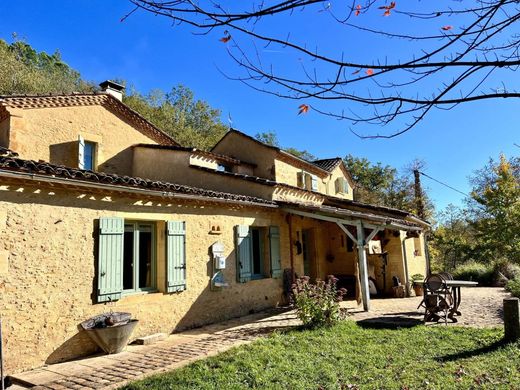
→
(423, 274, 454, 325)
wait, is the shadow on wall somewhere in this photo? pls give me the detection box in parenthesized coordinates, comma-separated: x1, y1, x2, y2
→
(173, 246, 284, 332)
(49, 141, 78, 167)
(45, 327, 100, 365)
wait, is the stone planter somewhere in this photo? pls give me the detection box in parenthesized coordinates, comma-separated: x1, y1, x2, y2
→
(80, 312, 138, 354)
(84, 319, 138, 354)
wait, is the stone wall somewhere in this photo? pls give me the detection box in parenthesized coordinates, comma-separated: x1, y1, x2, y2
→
(5, 105, 158, 175)
(0, 181, 289, 374)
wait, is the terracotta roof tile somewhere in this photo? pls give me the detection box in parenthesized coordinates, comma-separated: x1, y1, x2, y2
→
(0, 155, 275, 206)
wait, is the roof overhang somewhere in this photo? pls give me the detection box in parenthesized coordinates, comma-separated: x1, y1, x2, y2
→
(282, 204, 425, 232)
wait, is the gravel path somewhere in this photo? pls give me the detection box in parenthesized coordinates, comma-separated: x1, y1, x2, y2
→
(344, 287, 511, 327)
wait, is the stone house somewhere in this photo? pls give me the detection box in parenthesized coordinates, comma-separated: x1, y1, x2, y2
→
(0, 81, 429, 374)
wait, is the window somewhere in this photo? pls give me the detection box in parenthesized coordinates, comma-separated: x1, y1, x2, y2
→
(250, 227, 266, 279)
(297, 171, 318, 191)
(83, 142, 96, 170)
(235, 225, 281, 282)
(123, 222, 155, 293)
(335, 177, 349, 194)
(78, 135, 96, 170)
(97, 218, 186, 303)
(217, 163, 232, 172)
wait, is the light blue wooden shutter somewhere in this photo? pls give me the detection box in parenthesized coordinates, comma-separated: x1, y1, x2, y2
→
(166, 221, 186, 292)
(269, 226, 282, 278)
(97, 217, 124, 303)
(311, 175, 318, 191)
(78, 134, 85, 169)
(235, 225, 252, 283)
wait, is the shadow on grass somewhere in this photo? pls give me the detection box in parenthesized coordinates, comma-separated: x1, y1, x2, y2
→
(435, 339, 508, 362)
(357, 317, 423, 329)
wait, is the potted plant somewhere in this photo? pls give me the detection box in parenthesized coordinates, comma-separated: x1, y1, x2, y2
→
(411, 274, 424, 296)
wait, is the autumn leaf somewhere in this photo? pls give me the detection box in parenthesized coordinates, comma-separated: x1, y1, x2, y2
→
(298, 104, 309, 115)
(220, 35, 231, 43)
(441, 25, 453, 31)
(366, 68, 374, 76)
(355, 4, 361, 16)
(379, 1, 396, 16)
(220, 30, 232, 43)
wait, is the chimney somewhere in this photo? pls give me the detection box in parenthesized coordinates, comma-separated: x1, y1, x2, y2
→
(99, 80, 125, 101)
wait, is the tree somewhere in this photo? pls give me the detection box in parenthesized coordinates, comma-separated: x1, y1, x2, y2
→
(129, 0, 520, 138)
(0, 38, 94, 94)
(343, 154, 434, 218)
(124, 85, 228, 150)
(467, 154, 520, 264)
(430, 204, 475, 272)
(254, 131, 316, 161)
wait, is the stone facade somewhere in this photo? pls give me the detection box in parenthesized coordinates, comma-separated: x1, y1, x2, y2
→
(1, 104, 159, 176)
(0, 181, 289, 374)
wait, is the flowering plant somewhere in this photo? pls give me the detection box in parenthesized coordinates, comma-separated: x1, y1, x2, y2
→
(291, 275, 347, 328)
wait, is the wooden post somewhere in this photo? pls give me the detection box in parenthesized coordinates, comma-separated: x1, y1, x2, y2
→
(504, 298, 520, 342)
(356, 222, 371, 311)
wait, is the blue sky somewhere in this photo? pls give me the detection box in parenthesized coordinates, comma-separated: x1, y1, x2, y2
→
(1, 1, 518, 212)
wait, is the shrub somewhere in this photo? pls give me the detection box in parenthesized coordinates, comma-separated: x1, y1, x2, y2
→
(505, 278, 520, 298)
(453, 261, 494, 286)
(291, 275, 347, 328)
(493, 259, 520, 285)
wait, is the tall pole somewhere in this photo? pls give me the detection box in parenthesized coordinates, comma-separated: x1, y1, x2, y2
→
(413, 169, 425, 220)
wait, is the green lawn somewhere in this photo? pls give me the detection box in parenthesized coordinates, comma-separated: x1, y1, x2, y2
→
(122, 321, 520, 390)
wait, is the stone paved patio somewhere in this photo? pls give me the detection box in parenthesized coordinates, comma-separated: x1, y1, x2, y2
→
(8, 287, 508, 389)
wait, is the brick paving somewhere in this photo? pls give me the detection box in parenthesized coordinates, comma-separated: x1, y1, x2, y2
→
(10, 287, 508, 389)
(11, 310, 300, 390)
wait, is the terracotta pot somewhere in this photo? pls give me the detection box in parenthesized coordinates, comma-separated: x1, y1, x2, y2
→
(413, 284, 423, 297)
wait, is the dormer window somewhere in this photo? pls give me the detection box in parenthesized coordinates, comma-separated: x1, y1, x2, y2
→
(78, 135, 97, 171)
(335, 177, 349, 194)
(297, 171, 318, 191)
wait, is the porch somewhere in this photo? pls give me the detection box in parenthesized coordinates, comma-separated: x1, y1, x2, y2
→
(284, 204, 430, 311)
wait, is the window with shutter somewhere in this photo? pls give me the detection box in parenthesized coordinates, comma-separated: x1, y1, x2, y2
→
(235, 225, 252, 283)
(310, 175, 318, 191)
(166, 221, 187, 292)
(297, 171, 305, 189)
(97, 217, 124, 303)
(269, 226, 282, 278)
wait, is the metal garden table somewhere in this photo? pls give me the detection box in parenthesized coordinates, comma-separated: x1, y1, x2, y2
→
(416, 280, 478, 322)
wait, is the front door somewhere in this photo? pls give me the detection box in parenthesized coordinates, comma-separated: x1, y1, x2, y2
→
(302, 229, 317, 279)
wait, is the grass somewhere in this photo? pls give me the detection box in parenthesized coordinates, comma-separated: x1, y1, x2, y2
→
(121, 321, 520, 390)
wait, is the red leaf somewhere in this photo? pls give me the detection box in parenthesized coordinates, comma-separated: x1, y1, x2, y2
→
(366, 69, 374, 76)
(384, 9, 391, 16)
(220, 35, 231, 43)
(298, 104, 309, 115)
(355, 4, 361, 16)
(441, 25, 453, 31)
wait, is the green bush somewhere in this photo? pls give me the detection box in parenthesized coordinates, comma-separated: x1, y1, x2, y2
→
(505, 278, 520, 298)
(291, 275, 347, 328)
(453, 261, 494, 286)
(493, 259, 520, 281)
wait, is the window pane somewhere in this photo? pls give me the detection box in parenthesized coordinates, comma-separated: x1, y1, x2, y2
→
(84, 142, 94, 170)
(138, 225, 153, 289)
(251, 229, 262, 275)
(123, 229, 134, 290)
